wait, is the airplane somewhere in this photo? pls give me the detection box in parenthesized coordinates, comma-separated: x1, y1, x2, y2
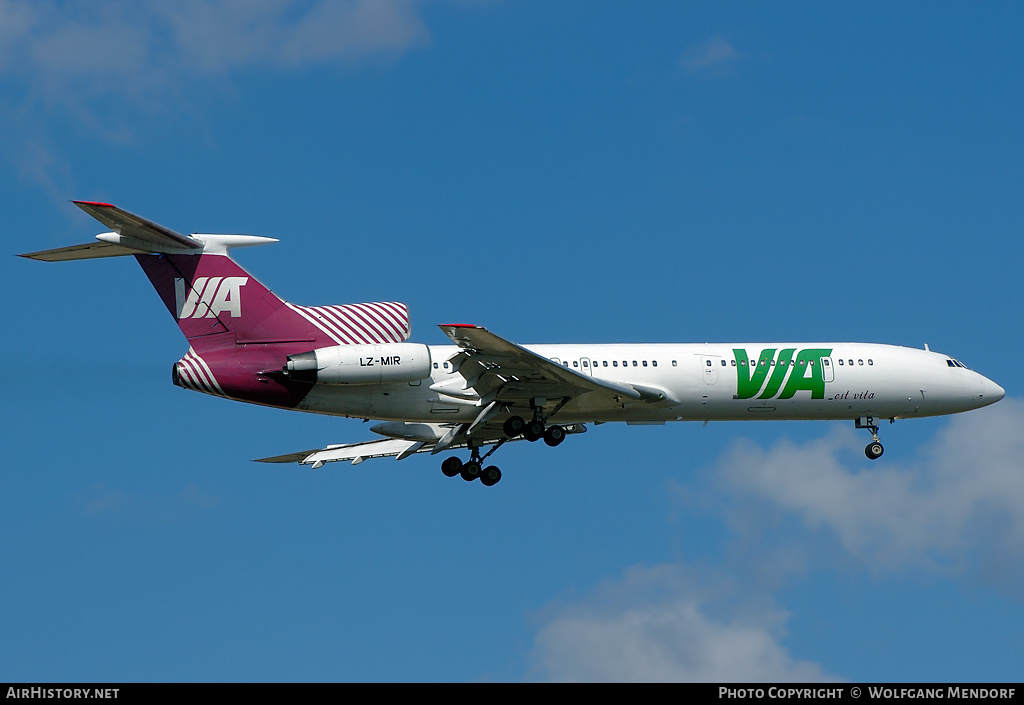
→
(21, 201, 1005, 487)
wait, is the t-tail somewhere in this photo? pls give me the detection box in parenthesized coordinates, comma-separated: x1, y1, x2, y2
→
(21, 201, 412, 408)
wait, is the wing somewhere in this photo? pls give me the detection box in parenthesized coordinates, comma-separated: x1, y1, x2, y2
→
(257, 323, 661, 470)
(437, 324, 672, 414)
(255, 438, 433, 468)
(254, 422, 579, 469)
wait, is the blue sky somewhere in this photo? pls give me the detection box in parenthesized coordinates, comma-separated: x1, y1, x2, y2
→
(2, 1, 1023, 682)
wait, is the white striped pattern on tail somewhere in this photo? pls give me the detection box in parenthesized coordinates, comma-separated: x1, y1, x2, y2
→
(286, 301, 411, 345)
(176, 348, 225, 396)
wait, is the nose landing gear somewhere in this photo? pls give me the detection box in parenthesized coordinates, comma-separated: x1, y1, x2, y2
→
(856, 416, 885, 460)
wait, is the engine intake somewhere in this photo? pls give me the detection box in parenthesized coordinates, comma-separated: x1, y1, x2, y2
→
(285, 343, 431, 385)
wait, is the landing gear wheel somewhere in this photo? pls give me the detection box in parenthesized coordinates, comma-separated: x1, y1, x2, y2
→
(856, 417, 886, 462)
(441, 456, 463, 477)
(543, 425, 566, 447)
(523, 419, 545, 442)
(503, 415, 526, 438)
(480, 466, 502, 486)
(460, 461, 481, 481)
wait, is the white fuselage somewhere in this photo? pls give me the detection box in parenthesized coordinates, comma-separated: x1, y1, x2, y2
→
(294, 342, 1004, 424)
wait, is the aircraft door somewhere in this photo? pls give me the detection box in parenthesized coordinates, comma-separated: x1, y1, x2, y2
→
(701, 356, 718, 384)
(580, 357, 595, 377)
(822, 357, 835, 383)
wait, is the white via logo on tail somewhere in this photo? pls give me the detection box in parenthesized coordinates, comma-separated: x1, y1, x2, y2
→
(174, 277, 248, 319)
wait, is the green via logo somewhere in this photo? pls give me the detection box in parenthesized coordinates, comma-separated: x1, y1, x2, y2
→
(732, 348, 833, 400)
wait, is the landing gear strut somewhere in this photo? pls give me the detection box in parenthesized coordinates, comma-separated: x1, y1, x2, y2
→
(441, 408, 570, 486)
(856, 416, 885, 460)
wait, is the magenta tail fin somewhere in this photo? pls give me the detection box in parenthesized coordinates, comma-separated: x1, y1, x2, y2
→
(135, 252, 320, 345)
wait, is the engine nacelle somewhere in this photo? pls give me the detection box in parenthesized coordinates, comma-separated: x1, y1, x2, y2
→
(285, 343, 431, 385)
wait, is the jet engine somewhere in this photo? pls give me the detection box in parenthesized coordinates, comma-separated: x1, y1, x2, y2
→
(284, 343, 431, 385)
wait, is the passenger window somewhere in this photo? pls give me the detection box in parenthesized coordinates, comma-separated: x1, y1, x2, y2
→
(632, 360, 638, 367)
(653, 361, 658, 367)
(741, 360, 747, 366)
(848, 360, 853, 366)
(858, 359, 864, 365)
(799, 359, 806, 365)
(583, 360, 589, 367)
(839, 359, 844, 365)
(823, 359, 830, 366)
(444, 362, 449, 369)
(563, 361, 569, 367)
(573, 361, 579, 367)
(731, 360, 736, 366)
(613, 361, 619, 367)
(720, 360, 726, 366)
(759, 360, 766, 366)
(706, 360, 711, 367)
(868, 359, 873, 366)
(643, 360, 648, 367)
(433, 362, 438, 369)
(672, 360, 678, 367)
(603, 361, 608, 367)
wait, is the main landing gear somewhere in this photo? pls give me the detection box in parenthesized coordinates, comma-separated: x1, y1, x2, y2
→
(439, 414, 568, 487)
(856, 416, 885, 460)
(505, 414, 566, 447)
(441, 447, 502, 486)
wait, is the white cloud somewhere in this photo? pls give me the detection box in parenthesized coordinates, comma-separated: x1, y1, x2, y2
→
(154, 0, 430, 73)
(1, 1, 429, 84)
(528, 563, 837, 682)
(0, 0, 434, 200)
(679, 35, 744, 75)
(528, 401, 1024, 682)
(713, 401, 1024, 586)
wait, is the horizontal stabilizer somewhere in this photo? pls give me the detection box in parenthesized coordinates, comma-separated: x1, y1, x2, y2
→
(19, 241, 141, 262)
(73, 201, 201, 250)
(21, 201, 279, 261)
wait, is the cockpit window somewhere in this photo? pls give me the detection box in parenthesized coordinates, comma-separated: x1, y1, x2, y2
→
(947, 358, 970, 369)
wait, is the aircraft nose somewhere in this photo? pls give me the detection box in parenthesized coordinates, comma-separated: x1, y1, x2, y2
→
(979, 375, 1005, 405)
(990, 379, 1006, 402)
